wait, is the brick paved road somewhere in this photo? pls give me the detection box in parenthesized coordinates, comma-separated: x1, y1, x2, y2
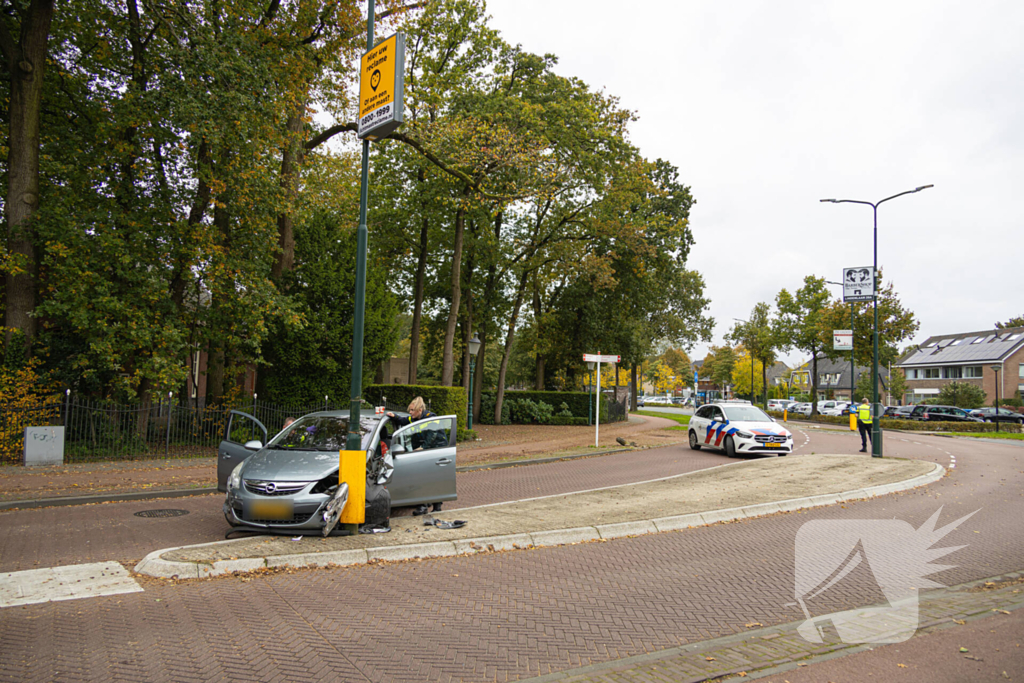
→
(0, 438, 740, 573)
(1, 430, 1021, 682)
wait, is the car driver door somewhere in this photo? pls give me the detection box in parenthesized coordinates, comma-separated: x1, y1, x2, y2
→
(387, 415, 457, 506)
(217, 410, 268, 492)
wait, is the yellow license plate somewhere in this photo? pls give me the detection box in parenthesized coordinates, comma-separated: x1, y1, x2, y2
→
(246, 499, 294, 520)
(766, 442, 780, 447)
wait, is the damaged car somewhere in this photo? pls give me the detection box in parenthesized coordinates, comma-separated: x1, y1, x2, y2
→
(218, 409, 457, 534)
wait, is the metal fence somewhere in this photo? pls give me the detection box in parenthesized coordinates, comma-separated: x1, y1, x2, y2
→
(0, 395, 396, 465)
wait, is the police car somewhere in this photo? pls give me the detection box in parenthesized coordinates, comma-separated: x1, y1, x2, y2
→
(688, 401, 794, 457)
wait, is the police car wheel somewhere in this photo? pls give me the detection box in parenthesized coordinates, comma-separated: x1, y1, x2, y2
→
(724, 436, 736, 458)
(688, 431, 701, 451)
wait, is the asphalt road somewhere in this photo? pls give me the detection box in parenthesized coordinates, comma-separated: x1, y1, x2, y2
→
(1, 427, 1022, 682)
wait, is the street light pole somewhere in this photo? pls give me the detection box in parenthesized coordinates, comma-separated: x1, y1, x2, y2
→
(991, 364, 1002, 433)
(467, 334, 481, 430)
(820, 185, 933, 458)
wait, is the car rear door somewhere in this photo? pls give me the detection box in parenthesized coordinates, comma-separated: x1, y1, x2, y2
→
(217, 410, 268, 492)
(387, 415, 458, 506)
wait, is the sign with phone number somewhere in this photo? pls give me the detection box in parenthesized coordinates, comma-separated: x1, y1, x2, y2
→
(358, 32, 405, 140)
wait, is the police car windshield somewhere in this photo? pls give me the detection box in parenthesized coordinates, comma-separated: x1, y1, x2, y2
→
(722, 406, 771, 422)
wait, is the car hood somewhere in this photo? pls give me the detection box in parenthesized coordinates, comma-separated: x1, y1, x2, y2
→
(730, 420, 791, 437)
(241, 447, 346, 482)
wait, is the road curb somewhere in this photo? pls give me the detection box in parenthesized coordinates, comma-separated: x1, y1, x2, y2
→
(133, 461, 946, 579)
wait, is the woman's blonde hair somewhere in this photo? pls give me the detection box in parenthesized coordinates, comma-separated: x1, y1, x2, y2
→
(408, 396, 426, 414)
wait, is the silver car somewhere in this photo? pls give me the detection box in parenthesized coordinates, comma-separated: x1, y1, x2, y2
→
(219, 409, 458, 532)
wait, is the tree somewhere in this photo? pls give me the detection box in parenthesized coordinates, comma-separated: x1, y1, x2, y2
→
(729, 302, 778, 409)
(731, 351, 764, 400)
(817, 273, 919, 368)
(776, 276, 830, 415)
(1, 0, 55, 351)
(996, 316, 1024, 330)
(889, 367, 908, 406)
(938, 381, 987, 409)
(704, 345, 736, 394)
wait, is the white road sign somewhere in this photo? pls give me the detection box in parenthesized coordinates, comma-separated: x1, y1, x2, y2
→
(583, 354, 620, 363)
(843, 266, 875, 302)
(834, 329, 853, 351)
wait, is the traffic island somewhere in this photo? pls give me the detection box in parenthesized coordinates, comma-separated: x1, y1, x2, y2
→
(135, 454, 941, 579)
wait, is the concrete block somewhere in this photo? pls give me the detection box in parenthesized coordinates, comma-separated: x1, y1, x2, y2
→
(652, 513, 705, 532)
(530, 527, 599, 547)
(700, 507, 749, 525)
(742, 502, 783, 518)
(596, 520, 657, 540)
(267, 549, 368, 569)
(367, 542, 457, 563)
(453, 534, 533, 554)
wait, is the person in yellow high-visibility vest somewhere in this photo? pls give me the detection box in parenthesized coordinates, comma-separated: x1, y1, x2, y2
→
(856, 398, 873, 453)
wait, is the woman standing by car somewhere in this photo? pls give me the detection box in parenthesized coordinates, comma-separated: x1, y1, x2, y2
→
(386, 396, 436, 428)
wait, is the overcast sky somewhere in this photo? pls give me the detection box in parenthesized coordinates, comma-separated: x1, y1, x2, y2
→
(484, 0, 1024, 366)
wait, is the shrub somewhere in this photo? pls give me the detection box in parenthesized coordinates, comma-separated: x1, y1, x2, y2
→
(507, 398, 555, 424)
(476, 390, 613, 424)
(937, 381, 987, 409)
(364, 384, 467, 431)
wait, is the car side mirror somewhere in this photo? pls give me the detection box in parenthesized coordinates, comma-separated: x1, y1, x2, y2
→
(244, 440, 263, 451)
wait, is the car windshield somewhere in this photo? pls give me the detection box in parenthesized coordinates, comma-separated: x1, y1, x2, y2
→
(267, 415, 375, 451)
(722, 406, 772, 422)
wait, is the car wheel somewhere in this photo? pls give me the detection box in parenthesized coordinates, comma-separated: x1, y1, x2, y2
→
(688, 430, 701, 451)
(724, 436, 736, 458)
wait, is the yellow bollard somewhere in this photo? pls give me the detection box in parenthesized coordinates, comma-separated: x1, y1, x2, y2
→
(339, 450, 366, 524)
(849, 412, 857, 431)
(783, 409, 788, 422)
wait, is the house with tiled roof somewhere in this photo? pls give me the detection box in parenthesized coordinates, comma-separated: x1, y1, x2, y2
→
(791, 356, 890, 403)
(897, 326, 1024, 405)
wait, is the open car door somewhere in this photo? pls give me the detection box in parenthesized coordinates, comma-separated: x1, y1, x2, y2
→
(387, 415, 457, 507)
(217, 410, 268, 492)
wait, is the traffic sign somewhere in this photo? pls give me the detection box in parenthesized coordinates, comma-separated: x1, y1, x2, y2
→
(833, 329, 853, 351)
(358, 33, 405, 140)
(583, 354, 620, 363)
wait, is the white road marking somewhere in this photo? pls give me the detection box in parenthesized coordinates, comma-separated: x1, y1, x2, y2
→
(0, 561, 142, 608)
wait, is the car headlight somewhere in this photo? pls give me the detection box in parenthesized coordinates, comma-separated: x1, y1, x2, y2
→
(735, 430, 753, 439)
(227, 462, 245, 490)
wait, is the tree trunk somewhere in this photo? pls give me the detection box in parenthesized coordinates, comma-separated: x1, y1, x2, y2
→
(533, 275, 544, 390)
(1, 0, 55, 352)
(810, 351, 819, 416)
(271, 103, 304, 281)
(494, 270, 529, 423)
(408, 169, 430, 385)
(474, 212, 501, 419)
(460, 241, 475, 393)
(631, 365, 638, 410)
(440, 186, 469, 386)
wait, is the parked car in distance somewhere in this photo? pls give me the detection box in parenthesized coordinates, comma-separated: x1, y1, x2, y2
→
(908, 405, 983, 423)
(789, 402, 812, 416)
(688, 402, 793, 457)
(821, 401, 853, 416)
(636, 395, 646, 407)
(767, 399, 794, 412)
(220, 409, 458, 534)
(967, 407, 1024, 424)
(893, 405, 915, 419)
(882, 406, 903, 418)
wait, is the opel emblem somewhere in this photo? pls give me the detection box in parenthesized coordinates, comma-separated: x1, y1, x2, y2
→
(265, 482, 276, 494)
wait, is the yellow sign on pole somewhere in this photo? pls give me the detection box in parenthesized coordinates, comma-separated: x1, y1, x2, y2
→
(339, 450, 366, 524)
(358, 32, 405, 140)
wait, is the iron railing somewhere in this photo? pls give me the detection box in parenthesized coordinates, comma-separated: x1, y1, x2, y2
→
(0, 394, 395, 465)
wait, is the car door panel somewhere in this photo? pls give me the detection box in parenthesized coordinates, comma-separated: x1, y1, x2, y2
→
(217, 410, 268, 492)
(387, 415, 457, 506)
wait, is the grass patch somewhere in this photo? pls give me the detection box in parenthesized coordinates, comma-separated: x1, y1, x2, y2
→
(946, 432, 1024, 441)
(636, 410, 690, 427)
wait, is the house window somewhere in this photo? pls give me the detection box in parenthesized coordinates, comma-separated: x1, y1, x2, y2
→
(963, 366, 983, 378)
(923, 368, 941, 379)
(1019, 363, 1024, 379)
(944, 367, 962, 379)
(906, 368, 918, 379)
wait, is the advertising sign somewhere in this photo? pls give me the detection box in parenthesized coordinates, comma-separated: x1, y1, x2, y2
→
(358, 33, 405, 140)
(834, 329, 853, 351)
(843, 266, 875, 302)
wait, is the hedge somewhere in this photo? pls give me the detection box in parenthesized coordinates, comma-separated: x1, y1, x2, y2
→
(772, 410, 1023, 433)
(477, 390, 613, 425)
(364, 384, 470, 440)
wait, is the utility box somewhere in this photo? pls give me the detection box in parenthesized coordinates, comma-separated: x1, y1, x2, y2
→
(23, 427, 65, 466)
